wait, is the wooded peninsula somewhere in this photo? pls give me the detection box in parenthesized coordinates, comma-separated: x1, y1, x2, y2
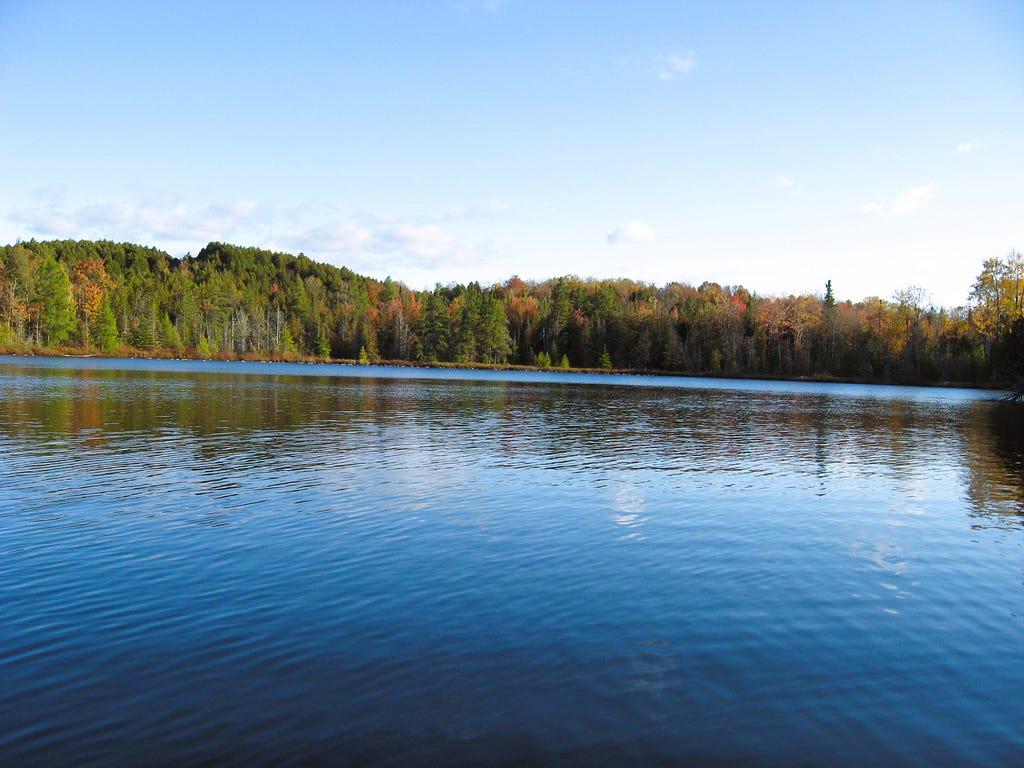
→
(2, 239, 1022, 387)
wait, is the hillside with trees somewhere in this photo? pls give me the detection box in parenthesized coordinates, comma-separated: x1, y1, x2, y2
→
(1, 239, 1022, 387)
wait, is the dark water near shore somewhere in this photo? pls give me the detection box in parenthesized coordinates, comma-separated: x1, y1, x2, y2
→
(1, 356, 1022, 766)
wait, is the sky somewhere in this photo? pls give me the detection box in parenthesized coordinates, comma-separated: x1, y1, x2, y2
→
(1, 0, 1022, 307)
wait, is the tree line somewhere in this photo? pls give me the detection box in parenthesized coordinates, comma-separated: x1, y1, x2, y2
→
(1, 239, 1022, 385)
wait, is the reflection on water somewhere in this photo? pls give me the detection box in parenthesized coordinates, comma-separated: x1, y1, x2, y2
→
(964, 401, 1024, 527)
(0, 356, 1022, 767)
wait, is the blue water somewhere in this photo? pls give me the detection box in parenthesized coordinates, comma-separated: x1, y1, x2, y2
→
(1, 356, 1022, 766)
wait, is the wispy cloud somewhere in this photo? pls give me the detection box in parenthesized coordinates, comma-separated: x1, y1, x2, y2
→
(277, 217, 378, 254)
(607, 220, 657, 245)
(656, 50, 696, 80)
(9, 194, 268, 242)
(775, 175, 798, 189)
(6, 194, 495, 275)
(954, 140, 980, 154)
(860, 184, 937, 219)
(31, 184, 68, 206)
(272, 211, 492, 273)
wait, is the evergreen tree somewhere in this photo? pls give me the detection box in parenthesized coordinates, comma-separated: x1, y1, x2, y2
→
(823, 279, 837, 372)
(315, 331, 330, 358)
(35, 251, 75, 345)
(95, 299, 120, 352)
(480, 297, 512, 364)
(281, 325, 297, 353)
(161, 314, 183, 350)
(416, 290, 450, 362)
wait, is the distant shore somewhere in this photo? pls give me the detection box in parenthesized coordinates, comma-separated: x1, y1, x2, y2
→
(0, 344, 1004, 392)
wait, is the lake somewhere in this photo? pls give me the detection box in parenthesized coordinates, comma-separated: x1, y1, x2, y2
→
(1, 356, 1022, 766)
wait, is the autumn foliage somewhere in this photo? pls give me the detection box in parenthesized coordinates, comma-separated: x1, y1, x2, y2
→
(1, 239, 1019, 386)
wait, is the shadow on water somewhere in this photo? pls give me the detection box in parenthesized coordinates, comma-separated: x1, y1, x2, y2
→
(987, 401, 1024, 477)
(963, 401, 1024, 527)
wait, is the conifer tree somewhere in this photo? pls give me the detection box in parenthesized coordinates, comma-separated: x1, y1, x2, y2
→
(95, 299, 119, 352)
(35, 251, 75, 345)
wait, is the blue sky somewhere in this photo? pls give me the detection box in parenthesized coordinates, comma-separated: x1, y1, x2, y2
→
(2, 1, 1021, 307)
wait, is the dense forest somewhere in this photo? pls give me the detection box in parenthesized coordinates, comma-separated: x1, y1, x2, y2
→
(1, 239, 1022, 386)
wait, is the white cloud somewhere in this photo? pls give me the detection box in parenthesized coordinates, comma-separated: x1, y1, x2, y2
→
(10, 195, 267, 243)
(279, 218, 378, 254)
(273, 210, 490, 274)
(607, 220, 657, 245)
(954, 140, 980, 154)
(389, 224, 454, 260)
(28, 215, 79, 237)
(6, 194, 496, 279)
(860, 184, 936, 219)
(656, 50, 696, 80)
(776, 175, 797, 189)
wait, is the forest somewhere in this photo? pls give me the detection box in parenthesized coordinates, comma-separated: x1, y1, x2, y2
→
(1, 238, 1022, 387)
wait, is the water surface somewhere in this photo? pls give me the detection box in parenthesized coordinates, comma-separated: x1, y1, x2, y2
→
(1, 356, 1022, 766)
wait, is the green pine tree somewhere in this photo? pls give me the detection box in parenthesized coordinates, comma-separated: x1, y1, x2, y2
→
(35, 251, 75, 346)
(316, 331, 331, 358)
(161, 314, 182, 351)
(281, 325, 296, 353)
(196, 336, 212, 358)
(95, 299, 120, 352)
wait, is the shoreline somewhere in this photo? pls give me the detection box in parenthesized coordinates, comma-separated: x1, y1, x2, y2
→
(0, 345, 1005, 392)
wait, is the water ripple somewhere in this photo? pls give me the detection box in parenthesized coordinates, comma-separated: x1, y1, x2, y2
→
(1, 358, 1022, 765)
